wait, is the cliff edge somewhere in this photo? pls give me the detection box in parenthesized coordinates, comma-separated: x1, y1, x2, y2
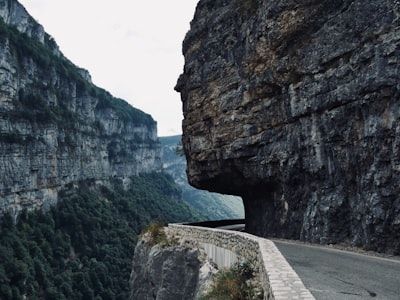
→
(130, 227, 216, 300)
(176, 0, 400, 254)
(0, 0, 161, 219)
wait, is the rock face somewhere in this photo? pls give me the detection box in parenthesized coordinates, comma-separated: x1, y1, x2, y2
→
(176, 0, 400, 253)
(0, 0, 161, 219)
(130, 239, 215, 300)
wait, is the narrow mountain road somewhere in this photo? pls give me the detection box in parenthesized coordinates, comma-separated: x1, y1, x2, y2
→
(273, 240, 400, 300)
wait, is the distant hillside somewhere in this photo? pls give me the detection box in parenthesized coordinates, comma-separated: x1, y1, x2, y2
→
(160, 135, 244, 220)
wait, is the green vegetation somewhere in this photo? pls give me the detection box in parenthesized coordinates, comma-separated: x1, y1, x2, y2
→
(12, 89, 80, 130)
(95, 87, 155, 126)
(200, 262, 263, 300)
(140, 221, 168, 246)
(0, 172, 202, 300)
(139, 222, 178, 247)
(0, 17, 85, 88)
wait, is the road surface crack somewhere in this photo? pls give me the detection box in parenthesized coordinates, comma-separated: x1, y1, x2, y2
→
(335, 278, 377, 297)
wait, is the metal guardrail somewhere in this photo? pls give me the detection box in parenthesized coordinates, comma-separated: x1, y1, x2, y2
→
(183, 218, 245, 228)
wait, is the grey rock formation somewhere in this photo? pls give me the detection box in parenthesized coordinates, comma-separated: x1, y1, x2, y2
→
(176, 0, 400, 254)
(0, 0, 45, 44)
(0, 0, 161, 219)
(130, 239, 216, 300)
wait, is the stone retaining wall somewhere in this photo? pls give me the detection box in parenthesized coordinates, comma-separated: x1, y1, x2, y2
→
(167, 224, 315, 300)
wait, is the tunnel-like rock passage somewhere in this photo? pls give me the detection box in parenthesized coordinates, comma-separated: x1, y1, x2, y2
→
(175, 0, 400, 254)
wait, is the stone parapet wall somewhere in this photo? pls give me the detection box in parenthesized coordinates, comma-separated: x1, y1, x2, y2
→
(167, 224, 315, 300)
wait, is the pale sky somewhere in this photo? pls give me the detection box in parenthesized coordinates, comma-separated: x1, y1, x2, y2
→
(18, 0, 198, 137)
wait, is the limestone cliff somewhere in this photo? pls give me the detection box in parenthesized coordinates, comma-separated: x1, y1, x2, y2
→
(130, 231, 216, 300)
(176, 0, 400, 254)
(0, 0, 161, 219)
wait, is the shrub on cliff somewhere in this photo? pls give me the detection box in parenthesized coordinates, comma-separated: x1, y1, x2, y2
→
(200, 261, 263, 300)
(140, 222, 168, 246)
(139, 221, 180, 247)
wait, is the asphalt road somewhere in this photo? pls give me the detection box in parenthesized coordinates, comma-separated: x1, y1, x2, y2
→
(273, 240, 400, 300)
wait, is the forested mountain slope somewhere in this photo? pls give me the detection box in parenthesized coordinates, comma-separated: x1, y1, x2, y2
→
(0, 174, 202, 299)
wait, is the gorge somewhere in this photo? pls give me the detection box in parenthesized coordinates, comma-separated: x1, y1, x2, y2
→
(3, 0, 400, 298)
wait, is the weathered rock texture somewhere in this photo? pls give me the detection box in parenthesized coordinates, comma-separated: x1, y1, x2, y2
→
(176, 0, 400, 253)
(130, 238, 216, 300)
(0, 0, 161, 219)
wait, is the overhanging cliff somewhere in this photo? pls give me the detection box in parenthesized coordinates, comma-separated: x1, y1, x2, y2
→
(0, 0, 161, 218)
(176, 0, 400, 253)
